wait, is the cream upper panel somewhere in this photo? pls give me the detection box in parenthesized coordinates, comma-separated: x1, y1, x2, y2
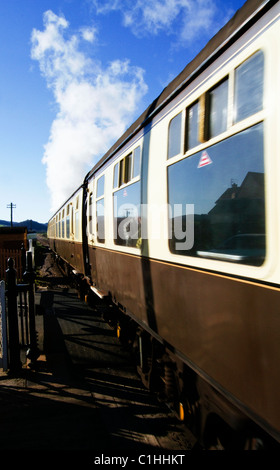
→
(147, 6, 280, 284)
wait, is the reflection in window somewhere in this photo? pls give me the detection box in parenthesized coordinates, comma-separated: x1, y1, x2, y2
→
(114, 163, 119, 189)
(96, 199, 105, 243)
(61, 210, 65, 238)
(133, 146, 141, 178)
(119, 159, 124, 186)
(168, 112, 182, 159)
(124, 153, 132, 183)
(66, 215, 70, 238)
(186, 101, 199, 150)
(234, 51, 264, 123)
(114, 146, 141, 189)
(168, 122, 265, 265)
(96, 175, 105, 243)
(71, 206, 74, 234)
(75, 211, 79, 239)
(97, 175, 105, 198)
(66, 205, 70, 238)
(208, 78, 228, 138)
(113, 181, 141, 247)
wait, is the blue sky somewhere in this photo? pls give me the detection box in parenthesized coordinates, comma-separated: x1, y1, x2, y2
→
(0, 0, 245, 224)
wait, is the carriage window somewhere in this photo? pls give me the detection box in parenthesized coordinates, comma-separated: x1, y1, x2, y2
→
(168, 112, 182, 159)
(71, 206, 74, 234)
(133, 146, 141, 178)
(58, 212, 61, 238)
(113, 163, 119, 189)
(113, 181, 141, 248)
(119, 159, 124, 186)
(96, 176, 105, 242)
(234, 51, 264, 123)
(96, 199, 105, 243)
(114, 147, 141, 190)
(66, 204, 70, 238)
(75, 211, 79, 239)
(207, 77, 228, 138)
(74, 197, 80, 238)
(118, 153, 133, 185)
(97, 175, 105, 198)
(61, 209, 65, 238)
(186, 101, 199, 150)
(124, 153, 132, 184)
(168, 122, 265, 265)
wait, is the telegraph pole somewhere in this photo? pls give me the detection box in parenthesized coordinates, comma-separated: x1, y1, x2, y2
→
(7, 202, 16, 227)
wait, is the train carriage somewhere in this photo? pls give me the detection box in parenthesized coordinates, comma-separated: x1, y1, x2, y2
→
(48, 0, 280, 448)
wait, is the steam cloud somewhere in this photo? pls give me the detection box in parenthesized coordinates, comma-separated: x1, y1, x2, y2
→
(31, 11, 148, 212)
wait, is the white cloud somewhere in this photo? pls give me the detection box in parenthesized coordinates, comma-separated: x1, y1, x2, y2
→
(80, 26, 97, 43)
(92, 0, 231, 44)
(31, 10, 147, 212)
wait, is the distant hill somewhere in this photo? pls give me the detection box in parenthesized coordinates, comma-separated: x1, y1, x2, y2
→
(0, 219, 47, 233)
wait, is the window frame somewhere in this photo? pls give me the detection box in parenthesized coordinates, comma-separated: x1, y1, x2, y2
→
(168, 49, 266, 165)
(233, 50, 264, 125)
(113, 145, 141, 191)
(96, 174, 105, 244)
(166, 48, 266, 273)
(167, 122, 266, 266)
(185, 99, 200, 152)
(205, 75, 229, 140)
(66, 204, 70, 239)
(61, 209, 65, 238)
(167, 112, 183, 159)
(112, 145, 142, 249)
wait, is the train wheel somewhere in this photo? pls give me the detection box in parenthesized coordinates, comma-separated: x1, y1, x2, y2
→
(207, 423, 265, 450)
(204, 417, 237, 450)
(242, 437, 265, 450)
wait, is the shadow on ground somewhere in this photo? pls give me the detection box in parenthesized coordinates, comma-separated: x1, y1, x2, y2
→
(0, 288, 195, 452)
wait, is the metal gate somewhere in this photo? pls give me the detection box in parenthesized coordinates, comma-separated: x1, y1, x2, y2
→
(0, 252, 39, 372)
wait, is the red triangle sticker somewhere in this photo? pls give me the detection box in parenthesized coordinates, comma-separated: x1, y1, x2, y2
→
(198, 150, 212, 168)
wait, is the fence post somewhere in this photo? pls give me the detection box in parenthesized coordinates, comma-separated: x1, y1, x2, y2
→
(24, 251, 39, 362)
(6, 258, 21, 372)
(0, 280, 8, 371)
(21, 243, 26, 282)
